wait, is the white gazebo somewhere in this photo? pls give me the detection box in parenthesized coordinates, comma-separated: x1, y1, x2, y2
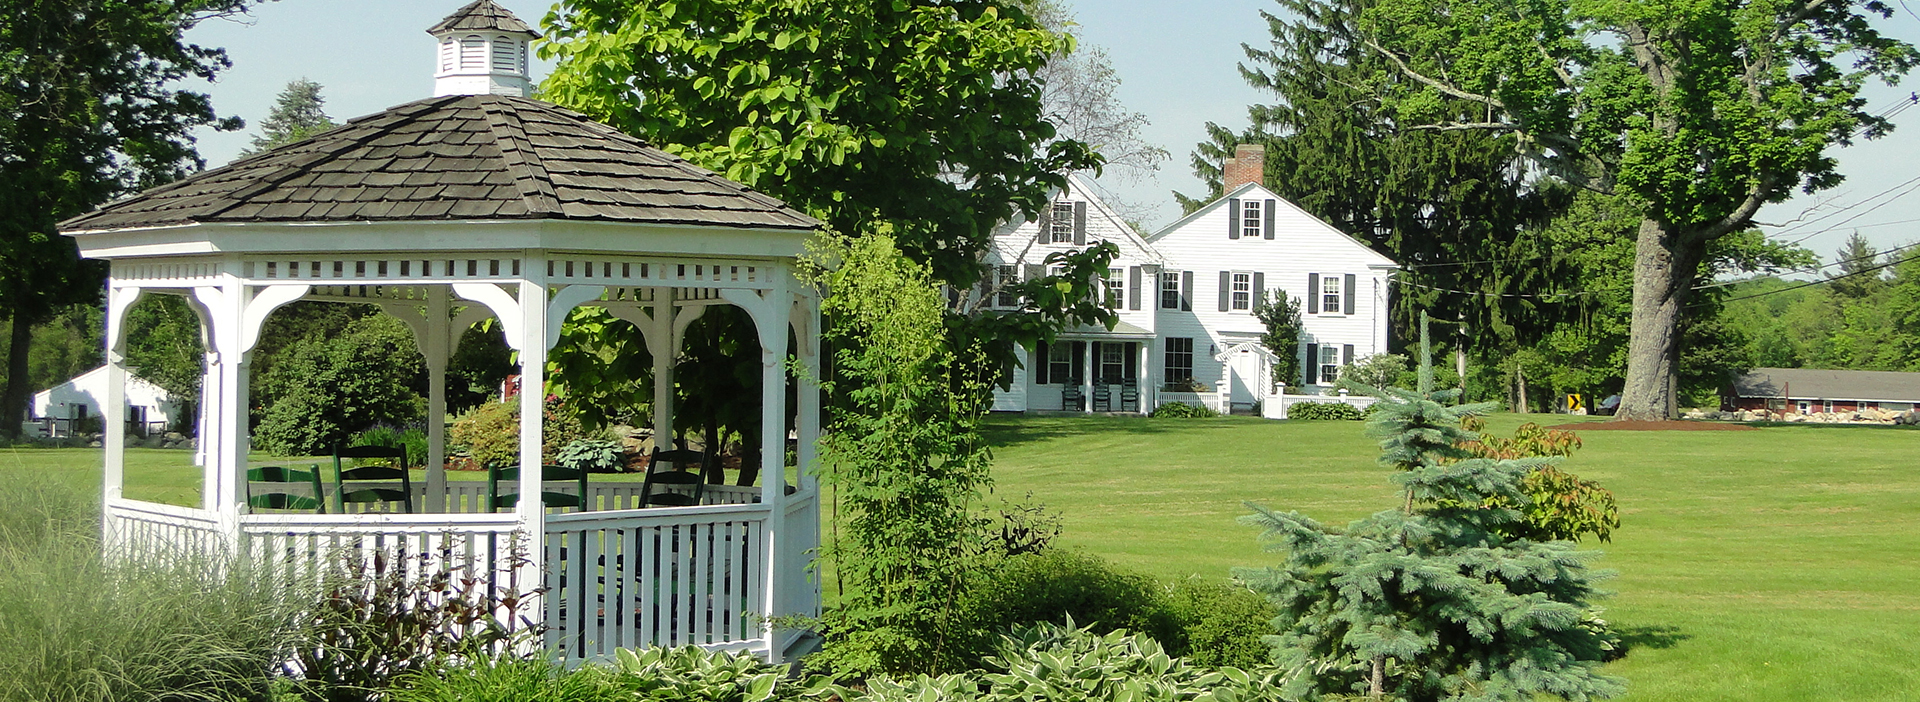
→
(62, 0, 822, 663)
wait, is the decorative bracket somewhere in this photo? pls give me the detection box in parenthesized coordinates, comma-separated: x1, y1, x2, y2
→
(453, 283, 524, 350)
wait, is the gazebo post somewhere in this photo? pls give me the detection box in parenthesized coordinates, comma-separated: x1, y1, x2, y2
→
(515, 274, 548, 558)
(753, 275, 793, 651)
(648, 292, 674, 448)
(425, 287, 451, 513)
(794, 291, 820, 493)
(197, 280, 249, 537)
(101, 286, 142, 512)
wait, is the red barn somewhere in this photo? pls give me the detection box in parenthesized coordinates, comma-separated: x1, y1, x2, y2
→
(1726, 368, 1920, 415)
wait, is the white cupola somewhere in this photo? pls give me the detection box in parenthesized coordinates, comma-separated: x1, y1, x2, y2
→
(428, 0, 539, 98)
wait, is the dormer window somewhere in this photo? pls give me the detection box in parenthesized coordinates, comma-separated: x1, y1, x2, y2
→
(1241, 199, 1263, 240)
(1049, 201, 1076, 243)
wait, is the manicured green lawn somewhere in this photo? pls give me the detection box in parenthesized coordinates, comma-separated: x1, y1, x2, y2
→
(982, 414, 1920, 701)
(12, 414, 1917, 700)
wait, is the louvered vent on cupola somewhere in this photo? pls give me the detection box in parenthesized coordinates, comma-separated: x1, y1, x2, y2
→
(427, 1, 539, 98)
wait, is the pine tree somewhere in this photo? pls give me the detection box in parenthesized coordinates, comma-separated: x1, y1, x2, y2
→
(1826, 233, 1884, 300)
(1237, 314, 1622, 701)
(243, 78, 336, 155)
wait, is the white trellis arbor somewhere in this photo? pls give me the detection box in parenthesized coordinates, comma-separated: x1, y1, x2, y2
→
(60, 0, 824, 663)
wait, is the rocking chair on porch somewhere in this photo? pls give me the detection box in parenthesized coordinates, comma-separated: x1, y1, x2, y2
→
(637, 449, 708, 507)
(332, 445, 413, 513)
(486, 462, 590, 512)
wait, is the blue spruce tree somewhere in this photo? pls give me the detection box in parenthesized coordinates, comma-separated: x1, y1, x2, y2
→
(1238, 315, 1623, 701)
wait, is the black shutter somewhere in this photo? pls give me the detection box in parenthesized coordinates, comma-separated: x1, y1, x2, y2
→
(1071, 342, 1086, 384)
(1344, 274, 1357, 315)
(1024, 264, 1044, 282)
(1035, 342, 1049, 385)
(1307, 273, 1320, 314)
(1253, 272, 1266, 307)
(1264, 199, 1276, 239)
(1124, 342, 1138, 380)
(1180, 271, 1193, 311)
(1073, 201, 1087, 245)
(1218, 271, 1231, 311)
(1342, 344, 1355, 366)
(1128, 266, 1141, 311)
(1036, 206, 1051, 246)
(1304, 343, 1320, 384)
(1227, 198, 1241, 239)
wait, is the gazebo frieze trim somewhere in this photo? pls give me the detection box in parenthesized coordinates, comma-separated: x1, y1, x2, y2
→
(110, 252, 789, 291)
(72, 220, 814, 261)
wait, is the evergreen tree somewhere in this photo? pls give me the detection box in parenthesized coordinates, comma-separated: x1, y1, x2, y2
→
(243, 78, 337, 155)
(1238, 315, 1621, 701)
(1826, 233, 1883, 300)
(1253, 292, 1303, 386)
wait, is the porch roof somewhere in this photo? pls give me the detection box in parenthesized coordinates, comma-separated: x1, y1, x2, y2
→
(60, 95, 818, 236)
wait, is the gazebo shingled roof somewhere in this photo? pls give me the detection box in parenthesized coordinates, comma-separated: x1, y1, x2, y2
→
(60, 95, 818, 233)
(427, 0, 540, 38)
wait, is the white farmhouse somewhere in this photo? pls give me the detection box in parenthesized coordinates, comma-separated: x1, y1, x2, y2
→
(985, 144, 1397, 415)
(29, 366, 179, 437)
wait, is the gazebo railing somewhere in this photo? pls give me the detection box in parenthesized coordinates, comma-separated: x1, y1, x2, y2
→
(542, 503, 773, 661)
(237, 512, 528, 595)
(104, 498, 225, 563)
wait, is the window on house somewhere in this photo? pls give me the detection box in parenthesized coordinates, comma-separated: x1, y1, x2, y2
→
(1822, 400, 1835, 414)
(1100, 343, 1125, 383)
(1105, 268, 1124, 309)
(1161, 271, 1181, 309)
(1242, 199, 1263, 240)
(1048, 343, 1073, 384)
(1049, 201, 1076, 243)
(1862, 401, 1879, 411)
(996, 265, 1018, 308)
(1321, 273, 1343, 314)
(1231, 272, 1252, 311)
(1164, 338, 1194, 389)
(1319, 346, 1340, 385)
(1796, 400, 1811, 414)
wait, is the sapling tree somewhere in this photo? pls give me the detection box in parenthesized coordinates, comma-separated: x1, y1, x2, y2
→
(1238, 315, 1621, 701)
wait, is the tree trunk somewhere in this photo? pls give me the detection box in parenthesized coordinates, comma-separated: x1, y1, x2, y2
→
(1516, 363, 1529, 414)
(1, 318, 32, 439)
(1370, 655, 1387, 698)
(1618, 218, 1704, 421)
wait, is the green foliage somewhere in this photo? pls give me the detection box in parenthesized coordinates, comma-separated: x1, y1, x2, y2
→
(1286, 402, 1364, 421)
(801, 234, 993, 677)
(544, 306, 652, 430)
(555, 438, 625, 474)
(0, 471, 302, 702)
(955, 550, 1182, 662)
(540, 0, 1098, 288)
(253, 315, 425, 456)
(0, 304, 102, 397)
(1459, 419, 1620, 543)
(0, 0, 248, 437)
(1717, 245, 1920, 373)
(1148, 401, 1218, 418)
(1158, 578, 1280, 671)
(1251, 293, 1303, 386)
(978, 621, 1289, 702)
(286, 541, 542, 702)
(392, 657, 619, 702)
(448, 398, 594, 469)
(243, 78, 338, 155)
(1238, 318, 1621, 701)
(447, 324, 515, 415)
(350, 425, 428, 467)
(1337, 354, 1407, 394)
(608, 646, 814, 702)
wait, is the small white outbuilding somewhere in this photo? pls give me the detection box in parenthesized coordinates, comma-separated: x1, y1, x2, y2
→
(28, 366, 178, 438)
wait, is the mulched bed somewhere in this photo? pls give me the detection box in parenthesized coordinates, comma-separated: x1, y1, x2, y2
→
(1546, 420, 1757, 431)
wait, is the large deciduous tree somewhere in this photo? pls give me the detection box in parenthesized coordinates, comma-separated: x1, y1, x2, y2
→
(1344, 0, 1916, 419)
(0, 0, 249, 436)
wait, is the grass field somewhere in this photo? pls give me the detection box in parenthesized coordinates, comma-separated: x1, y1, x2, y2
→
(8, 414, 1917, 700)
(982, 414, 1920, 701)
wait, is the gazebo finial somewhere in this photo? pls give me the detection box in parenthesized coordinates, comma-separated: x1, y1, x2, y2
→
(428, 0, 539, 98)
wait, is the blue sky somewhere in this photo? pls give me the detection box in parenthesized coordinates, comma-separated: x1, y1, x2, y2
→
(184, 0, 1920, 263)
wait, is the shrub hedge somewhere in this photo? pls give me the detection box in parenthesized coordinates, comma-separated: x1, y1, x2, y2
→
(1287, 401, 1364, 421)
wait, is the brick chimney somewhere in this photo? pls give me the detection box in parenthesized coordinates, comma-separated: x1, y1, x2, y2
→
(1221, 143, 1266, 192)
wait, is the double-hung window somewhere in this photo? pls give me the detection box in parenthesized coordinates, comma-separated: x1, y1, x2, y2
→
(1320, 273, 1342, 314)
(1319, 346, 1341, 385)
(1100, 343, 1125, 383)
(1049, 201, 1076, 243)
(996, 265, 1018, 308)
(1231, 272, 1252, 311)
(1048, 343, 1073, 383)
(1164, 338, 1194, 388)
(1242, 199, 1264, 240)
(1160, 271, 1181, 309)
(1105, 268, 1125, 309)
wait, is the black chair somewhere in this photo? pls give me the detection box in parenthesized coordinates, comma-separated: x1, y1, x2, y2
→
(332, 445, 413, 513)
(1120, 380, 1140, 412)
(247, 465, 326, 512)
(1061, 384, 1085, 411)
(487, 462, 589, 512)
(1092, 383, 1113, 412)
(638, 448, 708, 507)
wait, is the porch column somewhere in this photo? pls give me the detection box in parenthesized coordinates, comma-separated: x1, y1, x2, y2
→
(1139, 340, 1154, 414)
(756, 276, 792, 654)
(794, 293, 820, 492)
(1082, 341, 1094, 413)
(425, 287, 451, 513)
(193, 281, 248, 535)
(102, 286, 142, 510)
(649, 292, 674, 448)
(516, 277, 548, 533)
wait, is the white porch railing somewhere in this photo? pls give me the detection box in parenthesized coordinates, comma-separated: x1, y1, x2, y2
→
(237, 512, 527, 595)
(311, 480, 762, 514)
(104, 498, 224, 562)
(543, 503, 772, 660)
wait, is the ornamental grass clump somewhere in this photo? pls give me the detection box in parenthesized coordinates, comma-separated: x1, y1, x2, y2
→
(1237, 315, 1623, 701)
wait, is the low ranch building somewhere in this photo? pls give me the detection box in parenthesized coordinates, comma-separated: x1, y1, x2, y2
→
(1725, 367, 1920, 415)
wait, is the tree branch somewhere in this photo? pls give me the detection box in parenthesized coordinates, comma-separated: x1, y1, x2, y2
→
(1698, 176, 1778, 241)
(1361, 35, 1506, 110)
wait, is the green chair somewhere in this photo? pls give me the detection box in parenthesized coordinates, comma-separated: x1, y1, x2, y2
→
(637, 448, 708, 507)
(246, 465, 326, 512)
(487, 461, 589, 512)
(332, 445, 413, 513)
